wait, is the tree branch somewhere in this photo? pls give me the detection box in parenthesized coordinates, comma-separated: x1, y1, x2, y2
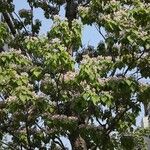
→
(25, 110, 32, 149)
(95, 25, 106, 40)
(55, 136, 66, 150)
(0, 140, 16, 150)
(13, 12, 28, 35)
(2, 12, 17, 36)
(106, 105, 133, 135)
(29, 2, 34, 36)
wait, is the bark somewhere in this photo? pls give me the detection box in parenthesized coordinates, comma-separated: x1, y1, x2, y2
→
(69, 131, 87, 150)
(65, 0, 78, 27)
(2, 12, 17, 36)
(144, 103, 150, 116)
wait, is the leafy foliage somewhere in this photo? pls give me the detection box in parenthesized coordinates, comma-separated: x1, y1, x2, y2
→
(0, 0, 150, 149)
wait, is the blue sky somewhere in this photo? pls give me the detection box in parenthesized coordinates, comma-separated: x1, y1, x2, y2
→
(14, 0, 101, 47)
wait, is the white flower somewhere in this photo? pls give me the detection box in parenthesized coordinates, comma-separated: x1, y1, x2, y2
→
(21, 72, 28, 77)
(53, 15, 61, 21)
(51, 38, 61, 44)
(64, 71, 76, 81)
(7, 96, 17, 102)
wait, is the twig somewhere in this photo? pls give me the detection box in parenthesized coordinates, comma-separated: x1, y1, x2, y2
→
(137, 76, 143, 81)
(106, 103, 136, 135)
(55, 136, 66, 150)
(52, 138, 66, 150)
(13, 12, 28, 35)
(95, 25, 106, 40)
(96, 117, 104, 127)
(0, 140, 16, 150)
(81, 0, 91, 7)
(0, 94, 5, 101)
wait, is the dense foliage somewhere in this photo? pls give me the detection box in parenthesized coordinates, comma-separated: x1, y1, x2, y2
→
(0, 0, 150, 149)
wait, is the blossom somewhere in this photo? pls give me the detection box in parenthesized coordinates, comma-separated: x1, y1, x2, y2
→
(64, 71, 76, 81)
(21, 72, 28, 77)
(7, 96, 17, 102)
(51, 38, 61, 44)
(53, 15, 61, 21)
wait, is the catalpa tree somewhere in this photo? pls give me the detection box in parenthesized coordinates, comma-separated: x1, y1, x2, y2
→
(0, 0, 150, 149)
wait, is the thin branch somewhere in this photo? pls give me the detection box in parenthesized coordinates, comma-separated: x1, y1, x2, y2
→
(4, 113, 28, 149)
(30, 4, 34, 36)
(0, 94, 5, 101)
(52, 138, 66, 150)
(137, 50, 145, 60)
(131, 68, 140, 76)
(5, 130, 28, 149)
(95, 117, 104, 127)
(137, 76, 143, 81)
(81, 0, 91, 7)
(25, 109, 32, 149)
(106, 103, 136, 135)
(110, 68, 117, 77)
(35, 122, 66, 149)
(0, 141, 16, 150)
(2, 12, 16, 36)
(35, 122, 45, 132)
(20, 144, 23, 150)
(13, 12, 28, 35)
(95, 25, 106, 40)
(123, 49, 145, 76)
(55, 136, 66, 150)
(9, 12, 20, 35)
(123, 66, 130, 76)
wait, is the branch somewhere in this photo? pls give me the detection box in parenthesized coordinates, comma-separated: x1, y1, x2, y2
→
(2, 12, 17, 36)
(52, 137, 66, 150)
(0, 101, 6, 109)
(0, 94, 5, 101)
(123, 66, 131, 76)
(123, 49, 145, 76)
(106, 105, 133, 135)
(2, 12, 30, 57)
(137, 76, 143, 81)
(6, 129, 28, 149)
(131, 68, 140, 76)
(110, 68, 117, 77)
(95, 25, 106, 40)
(29, 2, 34, 36)
(95, 117, 105, 127)
(0, 140, 16, 150)
(25, 110, 32, 149)
(81, 0, 91, 7)
(55, 136, 66, 150)
(13, 12, 28, 35)
(55, 73, 62, 114)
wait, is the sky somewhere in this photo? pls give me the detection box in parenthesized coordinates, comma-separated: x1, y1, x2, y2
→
(14, 0, 101, 47)
(13, 0, 145, 128)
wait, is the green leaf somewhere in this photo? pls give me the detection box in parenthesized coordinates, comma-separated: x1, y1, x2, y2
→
(125, 79, 132, 86)
(127, 36, 134, 43)
(19, 93, 26, 101)
(31, 67, 42, 80)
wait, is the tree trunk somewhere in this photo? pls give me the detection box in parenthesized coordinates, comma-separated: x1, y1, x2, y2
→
(69, 132, 87, 150)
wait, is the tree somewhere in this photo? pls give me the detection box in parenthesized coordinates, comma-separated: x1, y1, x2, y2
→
(0, 0, 150, 149)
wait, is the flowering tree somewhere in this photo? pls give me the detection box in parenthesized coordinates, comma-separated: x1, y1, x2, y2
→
(0, 0, 150, 149)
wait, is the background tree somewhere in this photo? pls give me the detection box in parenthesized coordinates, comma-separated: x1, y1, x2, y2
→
(0, 0, 150, 149)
